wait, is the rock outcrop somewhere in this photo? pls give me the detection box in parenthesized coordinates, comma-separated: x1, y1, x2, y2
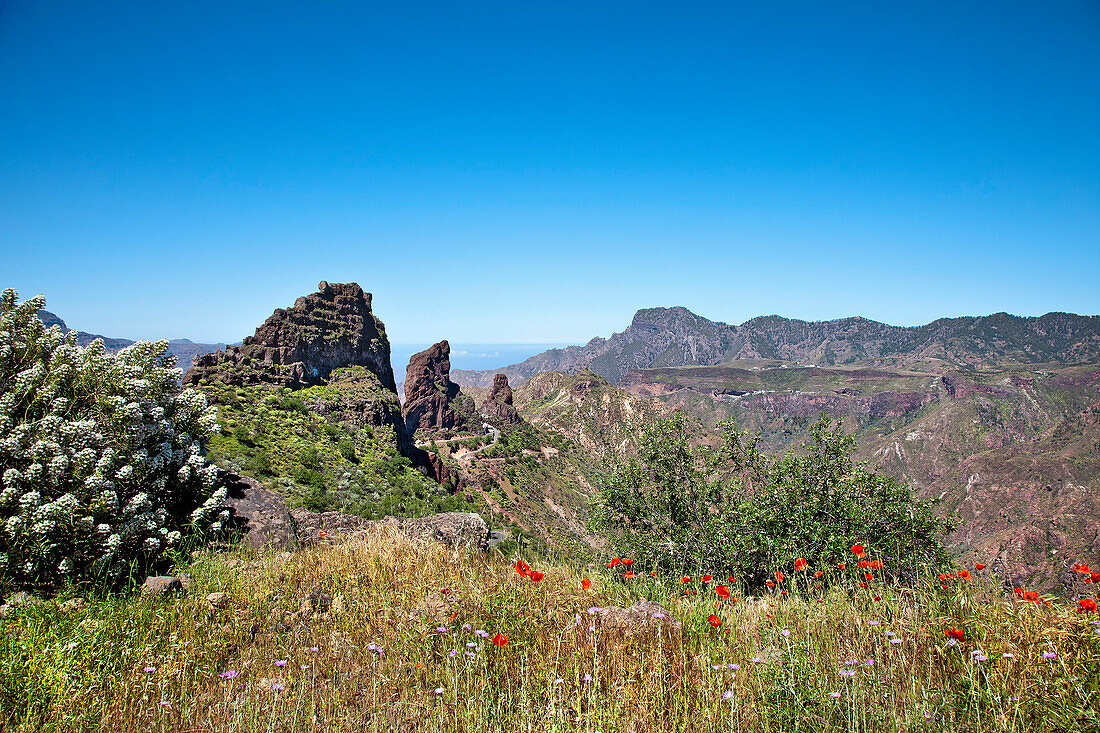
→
(291, 507, 489, 552)
(479, 373, 522, 425)
(185, 281, 395, 391)
(402, 341, 476, 435)
(219, 471, 298, 550)
(217, 470, 487, 551)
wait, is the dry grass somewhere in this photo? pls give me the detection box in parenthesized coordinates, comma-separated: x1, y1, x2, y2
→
(2, 531, 1098, 732)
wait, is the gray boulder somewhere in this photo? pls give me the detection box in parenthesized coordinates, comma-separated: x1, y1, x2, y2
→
(219, 470, 298, 549)
(141, 576, 183, 598)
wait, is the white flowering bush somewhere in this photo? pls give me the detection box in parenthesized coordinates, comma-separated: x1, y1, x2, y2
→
(0, 289, 225, 589)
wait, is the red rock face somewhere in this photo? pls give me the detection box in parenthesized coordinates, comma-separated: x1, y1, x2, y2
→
(480, 373, 522, 425)
(402, 340, 466, 434)
(185, 281, 396, 391)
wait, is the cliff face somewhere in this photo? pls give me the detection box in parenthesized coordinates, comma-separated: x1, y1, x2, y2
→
(479, 374, 522, 426)
(185, 281, 395, 391)
(402, 340, 477, 436)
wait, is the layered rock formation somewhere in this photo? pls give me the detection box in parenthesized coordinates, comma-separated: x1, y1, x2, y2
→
(185, 282, 395, 391)
(479, 373, 522, 426)
(402, 340, 476, 435)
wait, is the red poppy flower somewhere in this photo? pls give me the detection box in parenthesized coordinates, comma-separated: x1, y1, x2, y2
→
(528, 570, 544, 582)
(869, 560, 884, 570)
(957, 570, 971, 580)
(702, 575, 713, 583)
(707, 614, 722, 628)
(944, 628, 965, 641)
(1089, 572, 1100, 584)
(623, 571, 635, 579)
(318, 530, 327, 539)
(581, 578, 592, 590)
(1023, 590, 1038, 602)
(865, 572, 874, 583)
(650, 570, 658, 577)
(681, 576, 691, 584)
(794, 558, 808, 571)
(858, 560, 870, 570)
(774, 571, 785, 583)
(1013, 587, 1023, 596)
(940, 585, 948, 590)
(609, 558, 621, 567)
(851, 544, 866, 558)
(728, 576, 736, 583)
(859, 582, 869, 588)
(514, 560, 530, 577)
(974, 563, 986, 570)
(621, 558, 633, 566)
(715, 585, 730, 599)
(492, 633, 508, 646)
(1079, 598, 1098, 613)
(837, 562, 846, 570)
(814, 570, 823, 578)
(873, 595, 881, 601)
(1072, 563, 1091, 574)
(765, 579, 775, 587)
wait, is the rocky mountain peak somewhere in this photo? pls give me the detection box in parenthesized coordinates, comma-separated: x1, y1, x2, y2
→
(402, 340, 473, 435)
(185, 281, 395, 391)
(480, 373, 522, 425)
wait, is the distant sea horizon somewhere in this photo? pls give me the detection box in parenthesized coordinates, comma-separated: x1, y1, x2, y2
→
(390, 342, 571, 380)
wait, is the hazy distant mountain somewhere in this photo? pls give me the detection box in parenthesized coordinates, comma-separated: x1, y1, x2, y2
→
(451, 307, 1100, 387)
(36, 309, 225, 374)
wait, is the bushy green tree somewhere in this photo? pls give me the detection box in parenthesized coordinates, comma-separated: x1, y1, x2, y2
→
(0, 289, 224, 589)
(592, 413, 949, 587)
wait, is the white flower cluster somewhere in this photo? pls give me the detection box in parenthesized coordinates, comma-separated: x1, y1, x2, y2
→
(0, 289, 222, 587)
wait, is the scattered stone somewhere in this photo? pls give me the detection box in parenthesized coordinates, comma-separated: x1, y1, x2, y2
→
(207, 592, 231, 610)
(59, 598, 87, 613)
(591, 600, 681, 639)
(299, 585, 332, 616)
(330, 594, 346, 616)
(141, 576, 183, 598)
(178, 573, 192, 591)
(0, 591, 49, 617)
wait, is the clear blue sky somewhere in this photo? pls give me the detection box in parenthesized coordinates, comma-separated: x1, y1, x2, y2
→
(2, 1, 1098, 345)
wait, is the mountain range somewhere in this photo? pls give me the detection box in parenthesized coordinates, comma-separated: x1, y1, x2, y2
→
(33, 296, 1100, 595)
(451, 307, 1100, 387)
(36, 309, 226, 377)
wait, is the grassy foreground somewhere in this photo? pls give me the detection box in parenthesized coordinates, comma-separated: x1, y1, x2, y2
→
(2, 532, 1098, 732)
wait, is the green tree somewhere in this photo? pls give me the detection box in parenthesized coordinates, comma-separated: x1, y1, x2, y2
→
(592, 414, 949, 588)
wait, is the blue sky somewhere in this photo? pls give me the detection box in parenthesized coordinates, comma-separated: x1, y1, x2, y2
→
(2, 1, 1098, 345)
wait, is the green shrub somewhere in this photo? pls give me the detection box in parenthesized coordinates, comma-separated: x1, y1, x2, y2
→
(337, 438, 357, 463)
(298, 445, 321, 469)
(246, 450, 272, 475)
(0, 289, 224, 590)
(292, 466, 324, 489)
(593, 413, 950, 587)
(277, 395, 309, 414)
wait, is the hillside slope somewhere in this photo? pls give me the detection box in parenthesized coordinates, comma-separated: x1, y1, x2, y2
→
(636, 361, 1100, 595)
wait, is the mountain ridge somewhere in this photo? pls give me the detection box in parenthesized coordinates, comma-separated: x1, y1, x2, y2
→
(451, 307, 1100, 387)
